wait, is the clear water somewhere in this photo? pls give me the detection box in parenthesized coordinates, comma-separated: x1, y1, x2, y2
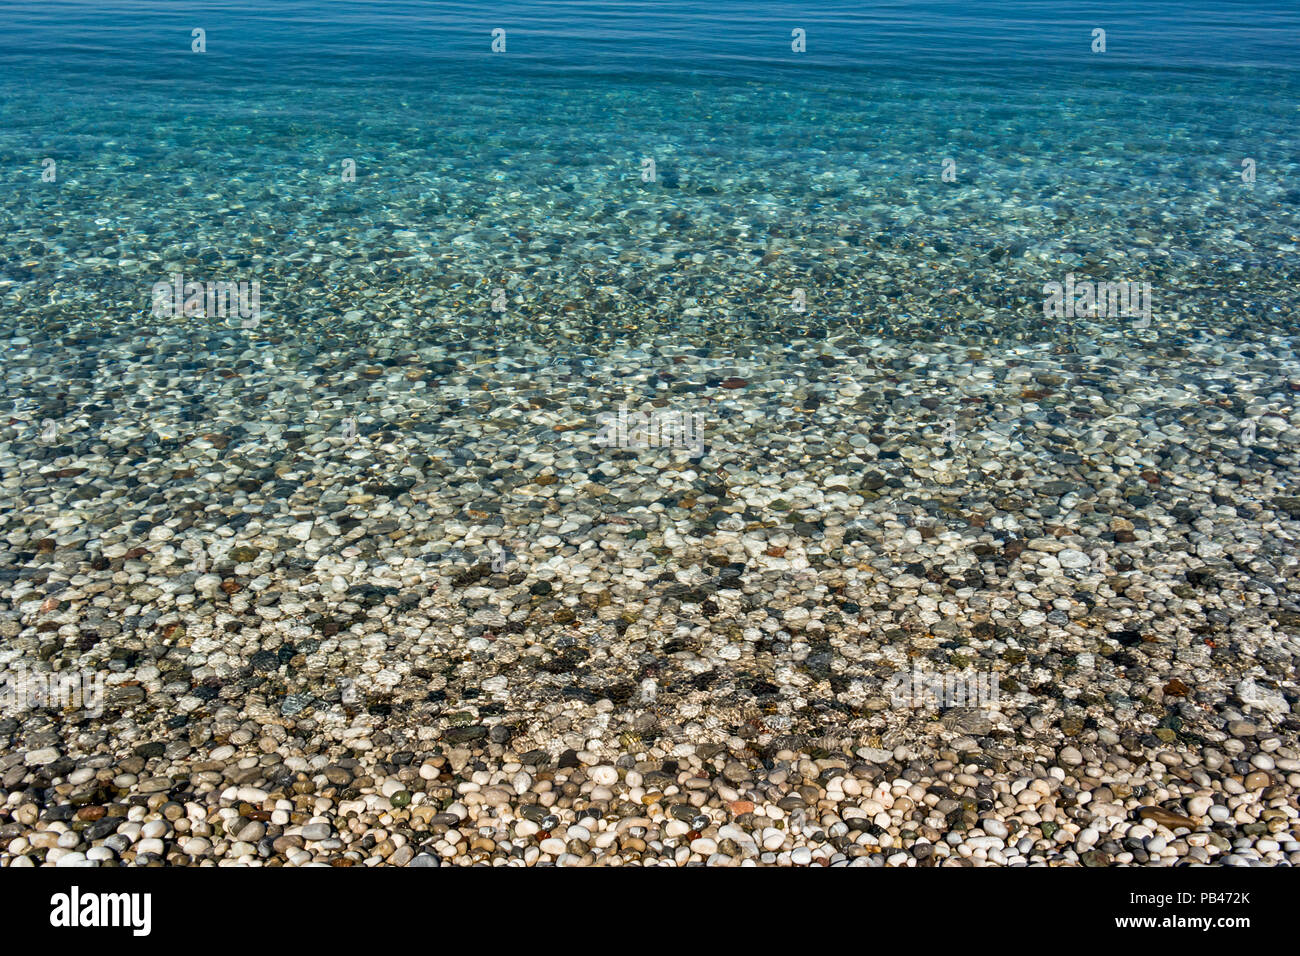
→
(3, 2, 1300, 869)
(3, 1, 1297, 348)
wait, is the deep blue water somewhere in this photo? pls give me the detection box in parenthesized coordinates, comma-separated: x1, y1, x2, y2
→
(3, 0, 1298, 79)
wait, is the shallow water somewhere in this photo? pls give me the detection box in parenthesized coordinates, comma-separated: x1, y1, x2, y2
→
(3, 1, 1298, 349)
(2, 1, 1300, 868)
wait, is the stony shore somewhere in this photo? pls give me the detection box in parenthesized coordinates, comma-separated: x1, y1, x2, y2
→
(2, 327, 1299, 866)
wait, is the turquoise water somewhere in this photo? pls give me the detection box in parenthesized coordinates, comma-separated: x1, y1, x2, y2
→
(4, 1, 1300, 870)
(2, 1, 1297, 348)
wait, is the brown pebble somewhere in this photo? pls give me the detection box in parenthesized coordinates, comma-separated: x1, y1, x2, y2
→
(1137, 807, 1197, 829)
(1245, 771, 1271, 791)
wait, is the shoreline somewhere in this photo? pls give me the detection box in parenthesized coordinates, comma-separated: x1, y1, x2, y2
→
(3, 330, 1297, 866)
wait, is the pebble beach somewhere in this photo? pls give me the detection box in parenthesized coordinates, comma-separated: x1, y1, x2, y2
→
(3, 325, 1299, 867)
(2, 1, 1299, 868)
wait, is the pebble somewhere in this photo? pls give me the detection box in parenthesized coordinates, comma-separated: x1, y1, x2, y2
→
(0, 333, 1296, 870)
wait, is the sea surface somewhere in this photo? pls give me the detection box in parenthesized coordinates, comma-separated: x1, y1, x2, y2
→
(2, 0, 1297, 349)
(1, 1, 1300, 869)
